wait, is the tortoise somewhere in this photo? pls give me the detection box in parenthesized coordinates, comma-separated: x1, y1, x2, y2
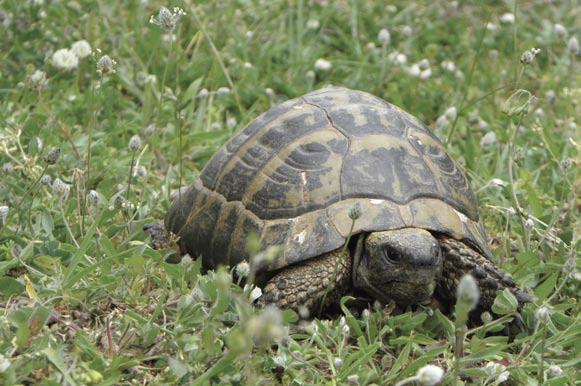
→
(156, 86, 532, 315)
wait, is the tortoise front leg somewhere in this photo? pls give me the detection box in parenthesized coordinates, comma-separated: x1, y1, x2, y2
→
(438, 237, 534, 313)
(258, 248, 352, 315)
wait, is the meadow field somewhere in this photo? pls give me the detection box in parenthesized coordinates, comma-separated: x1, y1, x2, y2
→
(0, 0, 579, 384)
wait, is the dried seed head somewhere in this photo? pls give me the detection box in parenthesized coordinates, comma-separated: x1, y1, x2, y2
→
(128, 134, 141, 151)
(348, 203, 362, 220)
(96, 55, 117, 75)
(88, 189, 100, 205)
(41, 174, 52, 186)
(44, 147, 61, 165)
(520, 48, 541, 65)
(28, 70, 48, 90)
(133, 165, 147, 179)
(149, 6, 186, 33)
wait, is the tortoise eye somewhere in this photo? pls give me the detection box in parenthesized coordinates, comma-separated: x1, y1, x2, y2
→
(383, 245, 403, 263)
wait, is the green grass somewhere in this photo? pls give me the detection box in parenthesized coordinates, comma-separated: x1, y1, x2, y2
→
(0, 0, 579, 384)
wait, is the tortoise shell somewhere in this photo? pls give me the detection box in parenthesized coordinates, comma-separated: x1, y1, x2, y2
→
(165, 87, 491, 272)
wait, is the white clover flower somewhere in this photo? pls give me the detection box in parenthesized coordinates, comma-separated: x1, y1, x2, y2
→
(334, 357, 343, 368)
(217, 86, 231, 96)
(28, 70, 48, 90)
(419, 68, 432, 80)
(96, 55, 116, 75)
(547, 365, 563, 377)
(520, 48, 541, 64)
(378, 28, 391, 45)
(51, 48, 79, 71)
(480, 131, 497, 148)
(0, 206, 8, 224)
(417, 365, 445, 386)
(444, 106, 457, 121)
(306, 19, 320, 30)
(524, 218, 534, 230)
(314, 58, 332, 71)
(149, 6, 185, 33)
(456, 274, 480, 310)
(567, 36, 579, 55)
(408, 64, 421, 77)
(198, 88, 209, 98)
(235, 261, 250, 277)
(500, 12, 515, 24)
(553, 24, 567, 38)
(71, 40, 91, 58)
(441, 60, 456, 72)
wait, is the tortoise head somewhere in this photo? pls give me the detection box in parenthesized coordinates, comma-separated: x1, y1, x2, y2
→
(353, 228, 442, 306)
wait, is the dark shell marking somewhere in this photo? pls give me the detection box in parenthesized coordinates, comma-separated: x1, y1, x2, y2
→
(166, 87, 491, 272)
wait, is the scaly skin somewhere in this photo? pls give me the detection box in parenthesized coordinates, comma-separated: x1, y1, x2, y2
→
(257, 236, 532, 316)
(258, 248, 351, 313)
(437, 237, 534, 313)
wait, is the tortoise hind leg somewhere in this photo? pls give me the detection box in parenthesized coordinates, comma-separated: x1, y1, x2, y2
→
(258, 248, 352, 315)
(437, 237, 534, 313)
